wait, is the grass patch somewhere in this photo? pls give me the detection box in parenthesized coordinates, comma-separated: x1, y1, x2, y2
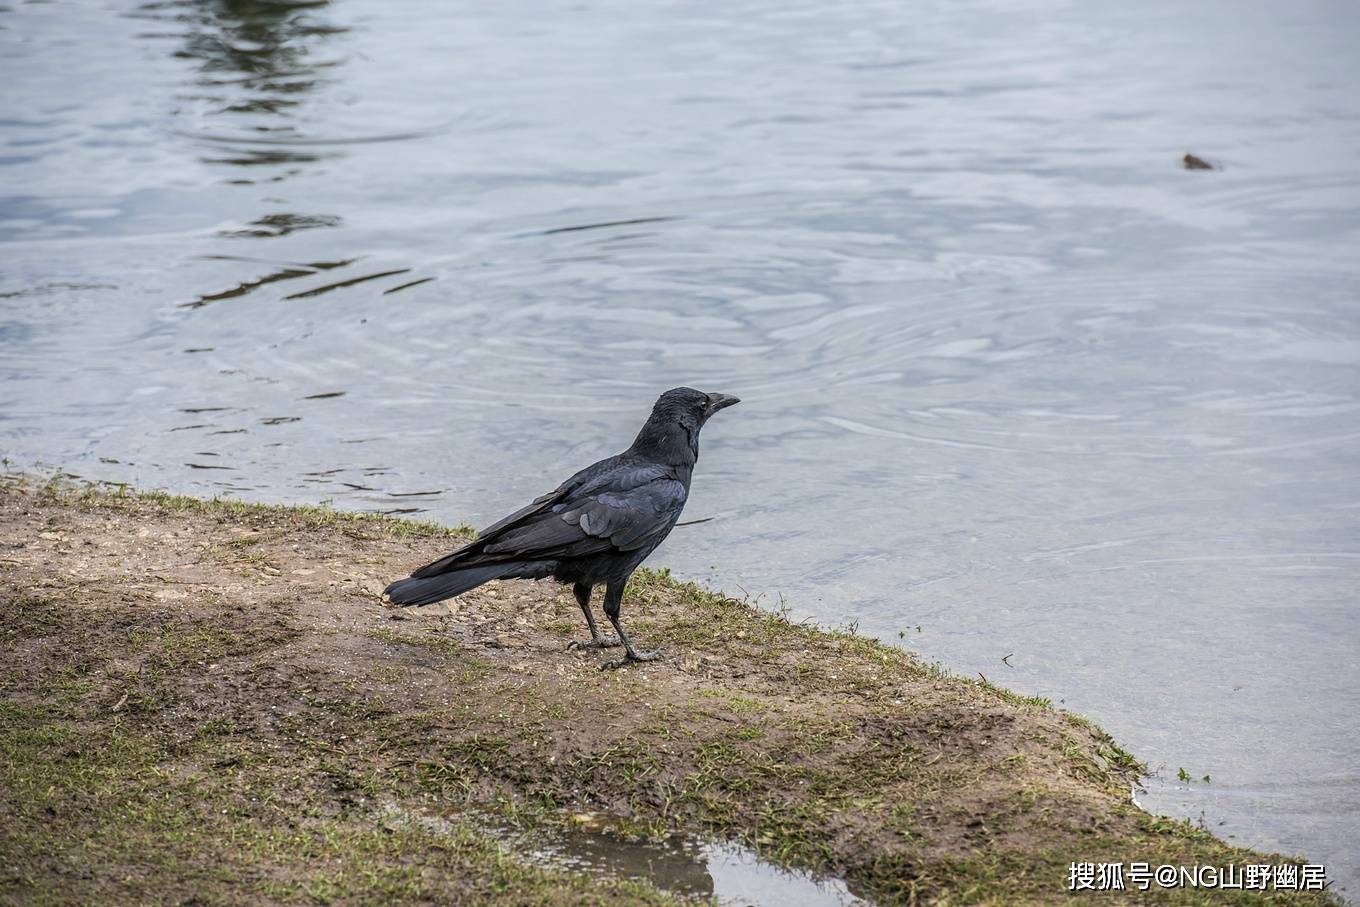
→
(0, 477, 1339, 906)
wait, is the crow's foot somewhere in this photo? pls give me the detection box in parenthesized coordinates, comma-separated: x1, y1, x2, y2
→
(566, 635, 621, 651)
(600, 650, 662, 671)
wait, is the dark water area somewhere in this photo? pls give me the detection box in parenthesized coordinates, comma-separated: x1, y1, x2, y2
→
(2, 0, 1358, 894)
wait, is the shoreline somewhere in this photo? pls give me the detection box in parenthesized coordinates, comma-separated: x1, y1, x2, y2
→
(0, 475, 1336, 904)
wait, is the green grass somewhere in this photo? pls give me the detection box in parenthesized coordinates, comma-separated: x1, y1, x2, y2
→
(35, 473, 476, 540)
(0, 614, 686, 906)
(0, 703, 684, 905)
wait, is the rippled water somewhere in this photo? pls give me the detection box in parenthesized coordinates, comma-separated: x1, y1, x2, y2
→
(3, 0, 1358, 894)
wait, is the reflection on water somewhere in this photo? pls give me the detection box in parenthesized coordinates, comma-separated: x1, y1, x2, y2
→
(183, 258, 353, 308)
(143, 0, 346, 130)
(1, 0, 1358, 896)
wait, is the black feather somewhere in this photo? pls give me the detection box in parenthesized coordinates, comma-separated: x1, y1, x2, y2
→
(385, 561, 551, 607)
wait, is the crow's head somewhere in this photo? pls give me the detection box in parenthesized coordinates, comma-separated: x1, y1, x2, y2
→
(631, 387, 740, 463)
(655, 386, 740, 426)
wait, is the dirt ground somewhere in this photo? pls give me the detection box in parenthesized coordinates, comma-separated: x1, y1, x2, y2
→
(0, 477, 1336, 905)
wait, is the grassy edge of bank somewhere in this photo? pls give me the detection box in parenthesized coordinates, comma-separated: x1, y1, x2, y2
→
(0, 475, 1338, 905)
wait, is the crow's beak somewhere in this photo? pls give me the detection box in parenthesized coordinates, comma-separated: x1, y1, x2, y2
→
(705, 392, 740, 415)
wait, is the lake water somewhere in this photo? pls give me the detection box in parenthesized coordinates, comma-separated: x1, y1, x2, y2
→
(3, 0, 1357, 895)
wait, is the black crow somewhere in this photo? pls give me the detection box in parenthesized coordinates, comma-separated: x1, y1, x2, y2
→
(384, 387, 740, 667)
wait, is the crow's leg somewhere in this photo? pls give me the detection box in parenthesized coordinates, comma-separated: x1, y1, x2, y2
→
(600, 580, 660, 669)
(565, 581, 621, 650)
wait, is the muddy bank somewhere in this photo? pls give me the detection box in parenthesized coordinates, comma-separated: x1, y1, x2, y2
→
(0, 477, 1335, 905)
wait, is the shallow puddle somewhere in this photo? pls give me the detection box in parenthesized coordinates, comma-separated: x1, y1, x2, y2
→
(534, 825, 864, 905)
(384, 802, 864, 905)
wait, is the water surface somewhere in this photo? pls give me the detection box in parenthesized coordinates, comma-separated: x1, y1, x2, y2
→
(2, 0, 1358, 894)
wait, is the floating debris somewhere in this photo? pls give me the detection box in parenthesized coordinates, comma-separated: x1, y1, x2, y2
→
(182, 260, 354, 309)
(382, 277, 436, 295)
(220, 212, 342, 239)
(540, 215, 680, 236)
(284, 268, 412, 300)
(1182, 153, 1214, 170)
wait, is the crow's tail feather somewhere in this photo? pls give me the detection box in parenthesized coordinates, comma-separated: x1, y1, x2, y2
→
(384, 563, 519, 607)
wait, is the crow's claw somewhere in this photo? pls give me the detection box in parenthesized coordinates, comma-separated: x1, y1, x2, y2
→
(567, 636, 621, 651)
(600, 650, 663, 671)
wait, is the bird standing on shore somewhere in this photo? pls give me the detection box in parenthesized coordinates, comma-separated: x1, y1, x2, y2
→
(384, 387, 740, 667)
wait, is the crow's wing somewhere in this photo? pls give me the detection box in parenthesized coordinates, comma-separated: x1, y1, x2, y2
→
(410, 458, 684, 577)
(476, 489, 563, 539)
(481, 462, 687, 558)
(408, 459, 604, 579)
